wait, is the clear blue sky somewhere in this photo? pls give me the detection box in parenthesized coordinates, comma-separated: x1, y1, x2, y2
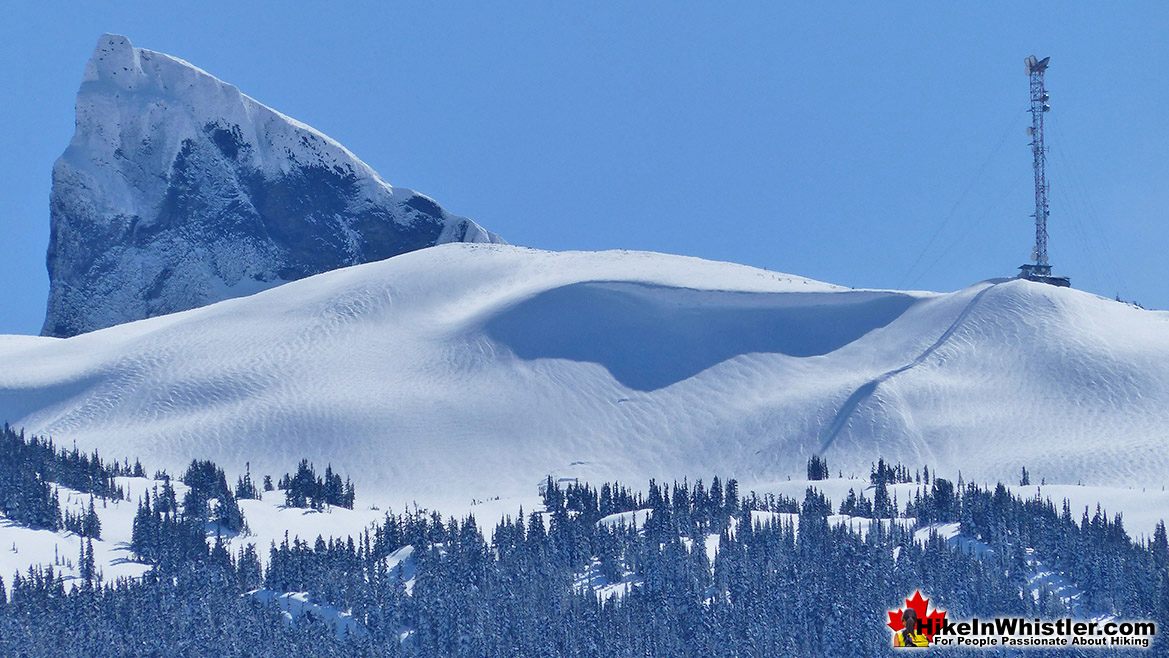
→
(2, 2, 1166, 335)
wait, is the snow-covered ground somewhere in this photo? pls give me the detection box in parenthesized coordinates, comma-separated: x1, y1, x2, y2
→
(754, 477, 1169, 539)
(574, 557, 642, 603)
(0, 481, 153, 589)
(1007, 483, 1169, 540)
(914, 522, 1099, 619)
(0, 477, 425, 589)
(250, 589, 366, 639)
(1, 244, 1167, 522)
(0, 471, 1155, 627)
(598, 509, 653, 530)
(231, 497, 385, 561)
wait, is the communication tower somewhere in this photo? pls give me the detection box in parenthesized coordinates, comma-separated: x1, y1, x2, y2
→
(1018, 55, 1070, 287)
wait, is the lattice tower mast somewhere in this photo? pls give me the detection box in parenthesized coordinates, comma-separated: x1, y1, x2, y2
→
(1026, 55, 1052, 268)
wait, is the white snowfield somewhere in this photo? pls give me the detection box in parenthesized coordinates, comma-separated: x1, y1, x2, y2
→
(0, 476, 411, 595)
(0, 482, 151, 589)
(2, 244, 1168, 515)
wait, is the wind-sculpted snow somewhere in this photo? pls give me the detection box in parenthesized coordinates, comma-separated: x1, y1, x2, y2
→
(817, 281, 1002, 452)
(42, 34, 500, 337)
(3, 244, 1169, 511)
(486, 283, 917, 391)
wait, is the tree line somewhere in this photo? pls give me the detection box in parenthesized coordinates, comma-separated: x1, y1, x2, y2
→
(1, 428, 1165, 656)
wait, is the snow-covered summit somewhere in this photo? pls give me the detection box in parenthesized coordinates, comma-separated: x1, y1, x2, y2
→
(43, 34, 501, 338)
(5, 244, 1169, 510)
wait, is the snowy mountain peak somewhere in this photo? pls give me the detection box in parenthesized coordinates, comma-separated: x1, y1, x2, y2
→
(84, 34, 142, 85)
(43, 34, 502, 338)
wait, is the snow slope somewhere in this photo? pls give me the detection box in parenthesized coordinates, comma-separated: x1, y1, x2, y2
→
(3, 244, 1169, 512)
(0, 477, 404, 596)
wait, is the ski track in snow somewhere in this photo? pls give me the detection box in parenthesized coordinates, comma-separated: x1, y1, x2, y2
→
(817, 281, 1000, 455)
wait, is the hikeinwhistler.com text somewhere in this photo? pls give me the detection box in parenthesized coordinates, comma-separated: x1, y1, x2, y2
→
(928, 617, 1156, 649)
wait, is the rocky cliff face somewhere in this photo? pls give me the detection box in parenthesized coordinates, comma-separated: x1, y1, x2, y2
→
(43, 34, 501, 337)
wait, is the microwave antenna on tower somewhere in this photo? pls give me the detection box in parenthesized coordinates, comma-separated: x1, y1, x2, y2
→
(1018, 55, 1070, 287)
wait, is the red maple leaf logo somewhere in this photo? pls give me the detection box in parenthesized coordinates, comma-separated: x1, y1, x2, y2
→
(887, 591, 947, 642)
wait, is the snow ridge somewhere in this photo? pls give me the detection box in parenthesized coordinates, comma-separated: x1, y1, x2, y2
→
(5, 244, 1169, 510)
(817, 280, 1000, 453)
